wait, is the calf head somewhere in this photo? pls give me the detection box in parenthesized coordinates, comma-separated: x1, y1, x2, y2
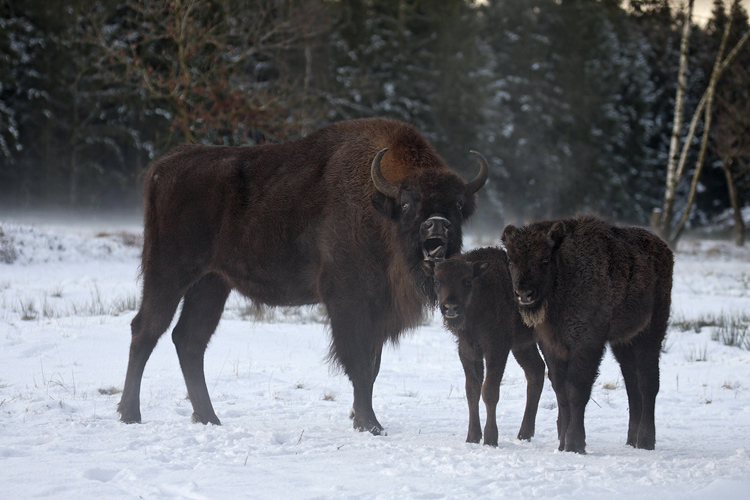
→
(430, 257, 489, 331)
(501, 221, 566, 326)
(371, 149, 488, 265)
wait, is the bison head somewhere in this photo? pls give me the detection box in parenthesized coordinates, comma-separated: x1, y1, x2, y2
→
(501, 221, 566, 326)
(371, 148, 488, 264)
(430, 257, 489, 331)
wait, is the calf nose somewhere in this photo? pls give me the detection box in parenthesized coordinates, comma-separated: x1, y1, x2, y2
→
(441, 303, 460, 318)
(515, 289, 534, 304)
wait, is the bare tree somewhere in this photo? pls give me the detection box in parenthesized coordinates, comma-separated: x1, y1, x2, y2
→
(655, 0, 750, 246)
(670, 22, 750, 245)
(712, 63, 750, 246)
(95, 0, 328, 146)
(655, 0, 693, 241)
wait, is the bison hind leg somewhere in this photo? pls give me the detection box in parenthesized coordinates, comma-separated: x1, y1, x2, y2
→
(119, 279, 185, 424)
(172, 273, 231, 426)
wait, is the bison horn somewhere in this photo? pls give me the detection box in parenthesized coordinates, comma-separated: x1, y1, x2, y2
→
(371, 148, 399, 199)
(465, 151, 489, 195)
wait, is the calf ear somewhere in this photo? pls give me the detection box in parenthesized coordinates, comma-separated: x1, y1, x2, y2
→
(422, 260, 436, 278)
(501, 224, 518, 244)
(371, 192, 397, 219)
(473, 261, 489, 278)
(546, 221, 566, 249)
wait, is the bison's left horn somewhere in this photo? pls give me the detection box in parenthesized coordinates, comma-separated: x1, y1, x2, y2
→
(371, 148, 399, 199)
(465, 151, 489, 195)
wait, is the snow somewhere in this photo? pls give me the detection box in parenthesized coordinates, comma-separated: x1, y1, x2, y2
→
(1, 218, 750, 499)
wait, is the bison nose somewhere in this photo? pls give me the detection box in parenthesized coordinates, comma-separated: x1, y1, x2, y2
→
(422, 216, 451, 234)
(441, 303, 460, 318)
(515, 289, 535, 305)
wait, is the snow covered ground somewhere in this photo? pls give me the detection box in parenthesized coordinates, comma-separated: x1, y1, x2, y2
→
(1, 217, 749, 500)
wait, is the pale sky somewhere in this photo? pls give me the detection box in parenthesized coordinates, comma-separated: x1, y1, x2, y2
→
(690, 0, 750, 25)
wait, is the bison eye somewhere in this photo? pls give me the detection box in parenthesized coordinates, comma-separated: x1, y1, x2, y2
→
(434, 281, 441, 290)
(542, 257, 549, 265)
(463, 279, 472, 289)
(401, 202, 410, 212)
(456, 201, 463, 211)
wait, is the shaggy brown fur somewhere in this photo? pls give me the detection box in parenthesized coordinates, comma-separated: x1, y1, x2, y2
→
(117, 118, 488, 435)
(502, 215, 673, 453)
(430, 247, 545, 446)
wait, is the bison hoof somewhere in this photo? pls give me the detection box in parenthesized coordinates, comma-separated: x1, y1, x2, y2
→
(350, 409, 385, 436)
(117, 402, 142, 424)
(191, 412, 221, 425)
(354, 421, 386, 436)
(119, 414, 142, 424)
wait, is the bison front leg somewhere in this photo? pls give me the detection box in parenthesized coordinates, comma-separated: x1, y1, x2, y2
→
(457, 340, 484, 444)
(327, 299, 386, 435)
(347, 344, 385, 435)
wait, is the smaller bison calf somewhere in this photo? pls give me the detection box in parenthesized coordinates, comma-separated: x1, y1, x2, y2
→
(429, 247, 546, 446)
(502, 215, 673, 454)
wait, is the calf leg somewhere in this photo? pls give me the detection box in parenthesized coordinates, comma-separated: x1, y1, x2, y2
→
(482, 343, 511, 447)
(118, 275, 185, 423)
(611, 343, 641, 447)
(563, 341, 607, 454)
(540, 344, 570, 451)
(458, 340, 484, 444)
(511, 342, 545, 441)
(632, 337, 662, 450)
(171, 273, 231, 425)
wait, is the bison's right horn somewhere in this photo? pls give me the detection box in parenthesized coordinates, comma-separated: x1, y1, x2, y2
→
(465, 151, 489, 195)
(371, 148, 399, 199)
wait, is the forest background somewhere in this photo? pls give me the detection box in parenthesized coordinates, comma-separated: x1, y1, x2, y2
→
(1, 0, 749, 243)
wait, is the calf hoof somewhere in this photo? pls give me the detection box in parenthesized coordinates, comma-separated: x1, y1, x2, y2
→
(635, 439, 655, 450)
(563, 438, 586, 454)
(517, 427, 535, 441)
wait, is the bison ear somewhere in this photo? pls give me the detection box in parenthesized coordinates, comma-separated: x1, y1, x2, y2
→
(371, 192, 397, 219)
(546, 221, 566, 249)
(501, 224, 518, 244)
(473, 261, 489, 279)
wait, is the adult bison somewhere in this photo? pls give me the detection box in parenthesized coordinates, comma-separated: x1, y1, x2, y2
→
(501, 215, 673, 453)
(118, 117, 488, 435)
(429, 247, 545, 446)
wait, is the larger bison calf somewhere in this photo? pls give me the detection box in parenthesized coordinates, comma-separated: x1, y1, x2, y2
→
(431, 247, 546, 446)
(501, 216, 673, 453)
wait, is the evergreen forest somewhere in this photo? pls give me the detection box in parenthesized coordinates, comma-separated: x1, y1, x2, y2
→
(1, 0, 749, 243)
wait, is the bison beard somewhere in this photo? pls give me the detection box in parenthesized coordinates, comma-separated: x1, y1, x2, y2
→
(117, 118, 488, 435)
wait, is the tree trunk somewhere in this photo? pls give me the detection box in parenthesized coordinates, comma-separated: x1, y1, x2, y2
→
(722, 159, 745, 246)
(670, 27, 750, 245)
(657, 0, 693, 240)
